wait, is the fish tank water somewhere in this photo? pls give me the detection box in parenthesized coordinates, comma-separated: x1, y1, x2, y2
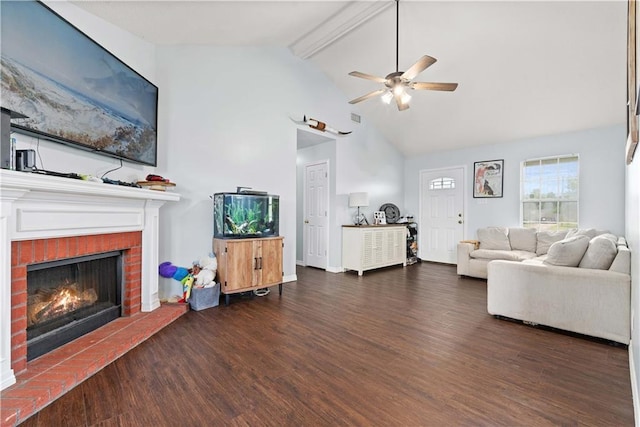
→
(213, 192, 279, 239)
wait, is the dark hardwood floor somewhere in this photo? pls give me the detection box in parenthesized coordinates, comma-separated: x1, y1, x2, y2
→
(20, 263, 633, 426)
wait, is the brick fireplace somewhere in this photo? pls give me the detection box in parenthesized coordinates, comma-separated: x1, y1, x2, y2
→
(0, 170, 181, 393)
(11, 232, 142, 375)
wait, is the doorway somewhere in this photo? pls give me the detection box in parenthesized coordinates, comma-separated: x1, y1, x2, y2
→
(303, 161, 329, 269)
(419, 166, 466, 264)
(296, 129, 334, 270)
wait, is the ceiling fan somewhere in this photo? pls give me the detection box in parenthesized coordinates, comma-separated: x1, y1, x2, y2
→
(348, 0, 458, 111)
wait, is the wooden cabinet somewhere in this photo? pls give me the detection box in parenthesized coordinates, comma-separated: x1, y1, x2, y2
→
(342, 225, 407, 276)
(213, 236, 284, 304)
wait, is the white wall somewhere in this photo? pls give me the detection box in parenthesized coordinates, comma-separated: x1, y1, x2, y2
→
(295, 122, 405, 272)
(154, 45, 404, 297)
(9, 1, 158, 183)
(626, 145, 640, 420)
(405, 125, 626, 240)
(6, 0, 406, 298)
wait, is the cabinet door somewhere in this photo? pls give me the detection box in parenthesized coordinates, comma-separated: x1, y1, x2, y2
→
(362, 230, 384, 268)
(383, 228, 405, 263)
(224, 240, 256, 292)
(259, 238, 283, 286)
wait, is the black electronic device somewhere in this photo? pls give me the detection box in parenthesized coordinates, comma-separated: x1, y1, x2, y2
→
(16, 149, 36, 172)
(1, 107, 28, 170)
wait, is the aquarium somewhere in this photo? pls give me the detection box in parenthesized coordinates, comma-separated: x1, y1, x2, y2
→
(213, 192, 279, 239)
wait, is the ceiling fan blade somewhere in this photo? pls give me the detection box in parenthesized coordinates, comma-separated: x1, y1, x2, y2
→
(349, 89, 386, 104)
(401, 55, 437, 80)
(395, 93, 410, 111)
(348, 71, 387, 83)
(411, 82, 459, 91)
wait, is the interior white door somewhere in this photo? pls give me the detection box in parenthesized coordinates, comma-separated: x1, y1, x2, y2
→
(304, 161, 328, 269)
(419, 167, 465, 264)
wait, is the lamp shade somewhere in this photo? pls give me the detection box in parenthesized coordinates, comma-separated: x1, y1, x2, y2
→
(349, 192, 369, 207)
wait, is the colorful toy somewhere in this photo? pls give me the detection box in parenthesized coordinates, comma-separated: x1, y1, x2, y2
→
(159, 262, 177, 278)
(181, 274, 195, 301)
(159, 261, 192, 302)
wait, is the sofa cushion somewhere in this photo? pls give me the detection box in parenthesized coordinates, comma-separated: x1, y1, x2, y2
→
(522, 256, 546, 265)
(578, 234, 618, 270)
(543, 235, 590, 267)
(471, 249, 537, 261)
(508, 228, 537, 252)
(535, 230, 568, 255)
(610, 245, 631, 274)
(565, 228, 604, 240)
(478, 227, 511, 250)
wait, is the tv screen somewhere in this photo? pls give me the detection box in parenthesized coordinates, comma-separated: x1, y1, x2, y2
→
(0, 0, 158, 166)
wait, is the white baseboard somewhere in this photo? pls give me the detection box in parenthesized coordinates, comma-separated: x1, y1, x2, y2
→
(283, 274, 297, 283)
(326, 266, 344, 274)
(630, 340, 639, 426)
(296, 260, 305, 266)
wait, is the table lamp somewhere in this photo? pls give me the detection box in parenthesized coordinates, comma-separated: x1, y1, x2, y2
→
(349, 192, 369, 225)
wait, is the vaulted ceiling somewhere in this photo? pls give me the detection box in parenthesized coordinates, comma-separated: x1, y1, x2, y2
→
(71, 0, 628, 157)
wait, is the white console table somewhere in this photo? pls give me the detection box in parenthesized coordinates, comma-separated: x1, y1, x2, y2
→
(342, 225, 407, 276)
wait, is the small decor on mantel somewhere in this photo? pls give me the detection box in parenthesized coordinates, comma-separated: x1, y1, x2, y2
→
(137, 174, 176, 191)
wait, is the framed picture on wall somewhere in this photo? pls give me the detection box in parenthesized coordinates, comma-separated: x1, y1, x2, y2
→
(473, 159, 503, 198)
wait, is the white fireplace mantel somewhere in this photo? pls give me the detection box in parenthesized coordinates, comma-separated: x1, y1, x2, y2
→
(0, 169, 180, 390)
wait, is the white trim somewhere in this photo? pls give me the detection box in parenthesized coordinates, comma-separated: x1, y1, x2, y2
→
(326, 266, 344, 274)
(283, 274, 298, 283)
(296, 259, 305, 266)
(0, 170, 180, 391)
(289, 1, 392, 59)
(630, 340, 639, 426)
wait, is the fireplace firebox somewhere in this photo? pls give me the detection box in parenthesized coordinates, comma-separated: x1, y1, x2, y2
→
(26, 251, 123, 361)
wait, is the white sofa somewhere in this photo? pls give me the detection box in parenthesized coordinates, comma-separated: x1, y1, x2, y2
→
(458, 227, 631, 344)
(457, 226, 566, 279)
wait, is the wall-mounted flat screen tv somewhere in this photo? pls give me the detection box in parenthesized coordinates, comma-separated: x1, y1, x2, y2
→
(0, 0, 158, 166)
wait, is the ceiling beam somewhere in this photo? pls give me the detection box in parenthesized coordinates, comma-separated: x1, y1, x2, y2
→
(289, 0, 392, 60)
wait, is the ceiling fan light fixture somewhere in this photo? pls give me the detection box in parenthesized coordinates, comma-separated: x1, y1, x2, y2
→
(347, 0, 458, 111)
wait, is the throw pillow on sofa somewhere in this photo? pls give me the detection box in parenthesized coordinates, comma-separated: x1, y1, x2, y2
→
(543, 235, 590, 267)
(535, 230, 568, 256)
(565, 228, 603, 240)
(508, 228, 537, 253)
(478, 227, 511, 250)
(578, 234, 618, 270)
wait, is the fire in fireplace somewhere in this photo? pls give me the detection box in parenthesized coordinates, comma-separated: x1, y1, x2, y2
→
(26, 251, 123, 361)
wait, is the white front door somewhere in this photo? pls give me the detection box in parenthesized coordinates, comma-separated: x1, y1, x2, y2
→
(304, 161, 328, 269)
(419, 167, 465, 264)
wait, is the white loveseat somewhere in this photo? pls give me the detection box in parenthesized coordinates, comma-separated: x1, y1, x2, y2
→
(457, 227, 631, 344)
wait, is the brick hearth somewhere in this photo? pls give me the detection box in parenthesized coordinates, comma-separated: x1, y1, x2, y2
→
(0, 303, 188, 427)
(0, 231, 189, 426)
